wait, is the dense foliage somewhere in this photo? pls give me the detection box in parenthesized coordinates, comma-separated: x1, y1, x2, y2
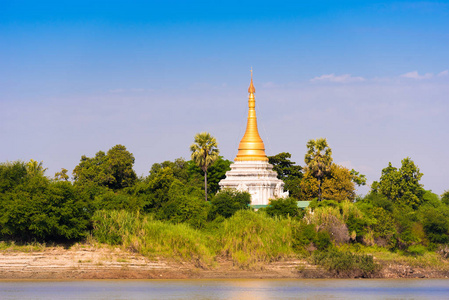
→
(312, 249, 379, 277)
(73, 144, 137, 191)
(210, 189, 251, 219)
(0, 161, 90, 241)
(1, 138, 448, 275)
(264, 197, 303, 219)
(299, 164, 358, 202)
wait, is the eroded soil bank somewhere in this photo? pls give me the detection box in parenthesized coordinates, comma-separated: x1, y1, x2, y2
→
(1, 245, 448, 280)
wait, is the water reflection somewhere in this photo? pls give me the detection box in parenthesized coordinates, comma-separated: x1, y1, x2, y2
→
(1, 279, 449, 300)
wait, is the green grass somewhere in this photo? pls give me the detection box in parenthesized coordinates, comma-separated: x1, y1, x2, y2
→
(92, 210, 139, 245)
(0, 241, 47, 252)
(218, 210, 296, 268)
(92, 210, 215, 268)
(87, 209, 449, 272)
(91, 209, 298, 269)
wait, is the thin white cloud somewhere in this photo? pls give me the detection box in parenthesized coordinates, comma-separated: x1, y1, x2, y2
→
(438, 70, 449, 77)
(310, 73, 365, 83)
(400, 71, 433, 80)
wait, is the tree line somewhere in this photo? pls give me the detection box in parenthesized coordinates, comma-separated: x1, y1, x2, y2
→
(1, 133, 448, 263)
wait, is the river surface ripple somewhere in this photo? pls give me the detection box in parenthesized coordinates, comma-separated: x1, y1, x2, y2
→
(1, 279, 449, 299)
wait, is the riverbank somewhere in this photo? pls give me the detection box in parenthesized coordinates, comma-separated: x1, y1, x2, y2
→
(1, 243, 448, 280)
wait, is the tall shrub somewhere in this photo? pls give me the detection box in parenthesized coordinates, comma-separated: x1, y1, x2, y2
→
(210, 189, 251, 219)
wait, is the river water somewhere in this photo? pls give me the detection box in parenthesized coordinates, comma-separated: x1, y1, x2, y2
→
(1, 279, 449, 299)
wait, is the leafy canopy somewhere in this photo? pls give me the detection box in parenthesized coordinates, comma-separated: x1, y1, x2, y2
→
(372, 157, 425, 209)
(268, 152, 303, 180)
(187, 156, 231, 196)
(268, 152, 303, 200)
(265, 197, 303, 219)
(0, 161, 90, 242)
(210, 189, 251, 219)
(73, 144, 137, 191)
(441, 190, 449, 206)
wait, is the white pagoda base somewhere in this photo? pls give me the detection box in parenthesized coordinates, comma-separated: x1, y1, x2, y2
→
(219, 161, 288, 206)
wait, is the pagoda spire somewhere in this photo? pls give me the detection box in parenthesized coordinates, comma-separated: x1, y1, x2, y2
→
(234, 70, 268, 162)
(248, 67, 255, 93)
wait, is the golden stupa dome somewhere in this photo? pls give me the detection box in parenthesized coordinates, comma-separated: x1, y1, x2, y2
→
(234, 70, 268, 162)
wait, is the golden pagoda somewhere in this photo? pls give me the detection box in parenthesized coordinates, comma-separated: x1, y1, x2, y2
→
(234, 70, 269, 162)
(219, 70, 288, 206)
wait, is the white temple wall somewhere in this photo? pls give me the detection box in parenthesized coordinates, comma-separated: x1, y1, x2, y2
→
(218, 161, 288, 206)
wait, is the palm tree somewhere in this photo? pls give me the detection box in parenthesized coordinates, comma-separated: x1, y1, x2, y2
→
(190, 132, 219, 201)
(26, 159, 47, 177)
(304, 138, 333, 201)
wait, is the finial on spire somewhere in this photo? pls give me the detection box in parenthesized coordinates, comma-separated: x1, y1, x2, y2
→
(248, 68, 255, 94)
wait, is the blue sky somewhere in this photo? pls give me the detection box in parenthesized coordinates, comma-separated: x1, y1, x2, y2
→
(1, 1, 448, 195)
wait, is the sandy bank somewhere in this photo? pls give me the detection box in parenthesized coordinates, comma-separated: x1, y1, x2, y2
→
(1, 245, 448, 280)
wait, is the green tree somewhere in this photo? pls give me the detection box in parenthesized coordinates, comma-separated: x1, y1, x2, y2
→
(422, 190, 440, 207)
(298, 164, 362, 202)
(369, 207, 397, 247)
(210, 189, 251, 219)
(265, 197, 302, 219)
(441, 190, 449, 206)
(73, 150, 111, 187)
(359, 192, 393, 212)
(0, 163, 90, 241)
(292, 222, 332, 252)
(268, 152, 303, 199)
(26, 159, 47, 177)
(94, 190, 144, 212)
(54, 168, 69, 181)
(202, 157, 232, 195)
(73, 145, 137, 191)
(187, 156, 231, 196)
(158, 180, 209, 228)
(297, 172, 319, 201)
(106, 145, 137, 190)
(304, 138, 333, 201)
(268, 152, 303, 180)
(149, 158, 190, 183)
(374, 157, 425, 209)
(190, 132, 219, 201)
(321, 164, 357, 202)
(419, 205, 449, 244)
(350, 169, 367, 186)
(144, 167, 176, 211)
(0, 161, 27, 193)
